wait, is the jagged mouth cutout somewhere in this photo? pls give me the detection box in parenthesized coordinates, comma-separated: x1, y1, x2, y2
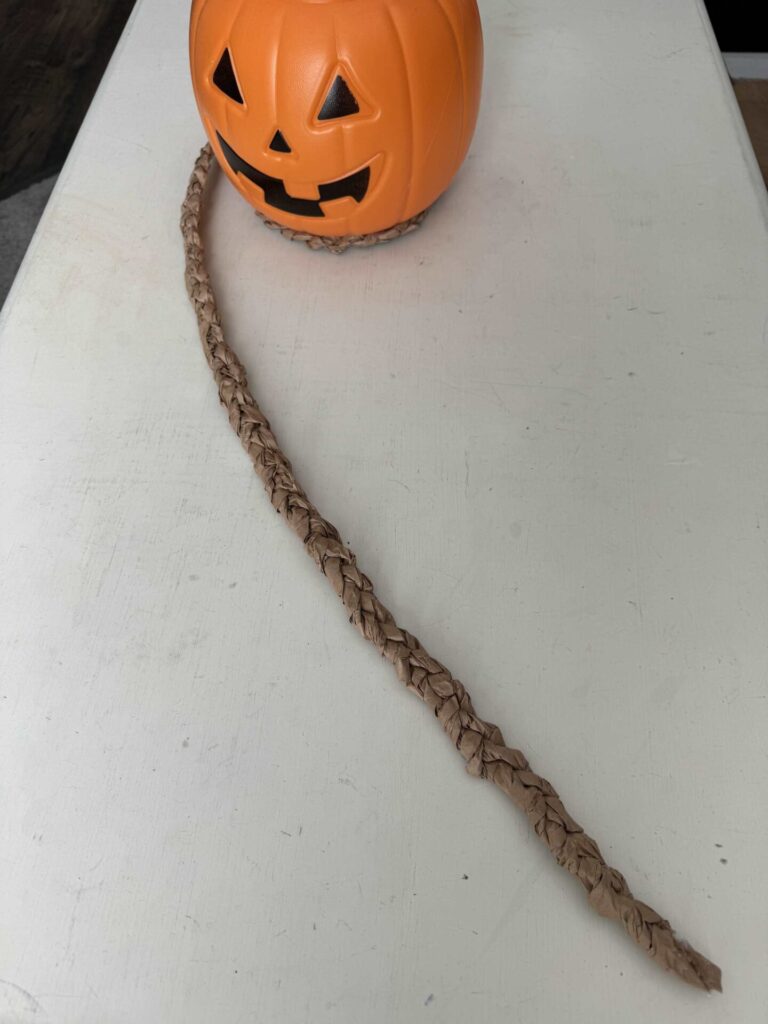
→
(216, 133, 370, 218)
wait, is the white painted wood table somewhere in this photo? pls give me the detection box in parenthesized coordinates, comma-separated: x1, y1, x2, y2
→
(1, 0, 767, 1020)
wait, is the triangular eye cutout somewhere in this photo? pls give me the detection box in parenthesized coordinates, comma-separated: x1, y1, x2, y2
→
(213, 48, 243, 104)
(318, 75, 359, 121)
(269, 130, 291, 153)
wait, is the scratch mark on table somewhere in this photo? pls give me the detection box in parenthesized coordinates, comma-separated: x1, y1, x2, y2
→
(0, 977, 45, 1015)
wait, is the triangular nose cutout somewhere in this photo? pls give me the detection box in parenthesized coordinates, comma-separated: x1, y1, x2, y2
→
(269, 130, 291, 153)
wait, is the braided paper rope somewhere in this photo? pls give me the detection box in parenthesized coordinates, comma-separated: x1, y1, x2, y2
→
(255, 207, 429, 253)
(181, 144, 721, 992)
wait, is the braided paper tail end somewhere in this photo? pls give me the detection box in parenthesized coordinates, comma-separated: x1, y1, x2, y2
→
(671, 941, 722, 992)
(586, 878, 722, 991)
(181, 143, 722, 994)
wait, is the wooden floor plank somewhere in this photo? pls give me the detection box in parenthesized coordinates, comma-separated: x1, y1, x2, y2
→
(0, 0, 134, 198)
(733, 79, 768, 187)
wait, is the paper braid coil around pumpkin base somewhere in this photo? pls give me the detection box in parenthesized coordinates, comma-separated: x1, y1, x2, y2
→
(181, 144, 722, 993)
(254, 206, 429, 254)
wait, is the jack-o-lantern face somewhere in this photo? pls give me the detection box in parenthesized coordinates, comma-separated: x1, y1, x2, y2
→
(190, 0, 483, 236)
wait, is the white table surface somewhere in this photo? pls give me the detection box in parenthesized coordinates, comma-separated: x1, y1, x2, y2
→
(2, 0, 767, 1021)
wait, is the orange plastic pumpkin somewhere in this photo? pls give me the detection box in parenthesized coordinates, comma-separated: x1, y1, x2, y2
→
(189, 0, 483, 237)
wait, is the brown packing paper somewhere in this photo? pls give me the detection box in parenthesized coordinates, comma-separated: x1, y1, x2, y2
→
(180, 143, 721, 993)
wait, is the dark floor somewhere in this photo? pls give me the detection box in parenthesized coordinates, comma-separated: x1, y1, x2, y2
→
(733, 79, 768, 185)
(0, 0, 134, 200)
